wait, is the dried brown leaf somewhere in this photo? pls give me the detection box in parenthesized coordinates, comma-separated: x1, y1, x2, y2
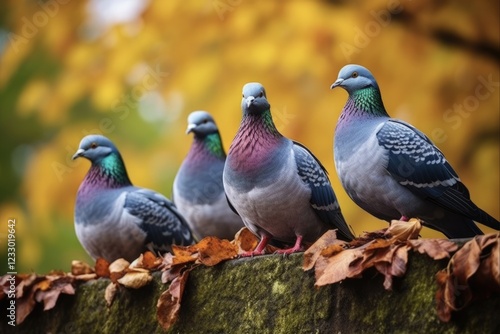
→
(71, 260, 94, 276)
(109, 258, 130, 283)
(385, 218, 422, 241)
(233, 227, 258, 253)
(435, 233, 500, 322)
(105, 282, 118, 307)
(315, 242, 371, 286)
(117, 271, 153, 289)
(171, 245, 198, 265)
(130, 251, 162, 270)
(196, 236, 238, 266)
(409, 239, 458, 260)
(157, 270, 190, 330)
(436, 270, 454, 322)
(95, 258, 110, 278)
(303, 230, 345, 271)
(74, 273, 97, 281)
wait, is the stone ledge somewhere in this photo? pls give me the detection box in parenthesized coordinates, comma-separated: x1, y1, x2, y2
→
(2, 252, 499, 333)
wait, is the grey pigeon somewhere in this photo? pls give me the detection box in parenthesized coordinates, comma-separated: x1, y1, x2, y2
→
(173, 111, 244, 240)
(223, 82, 354, 256)
(331, 64, 500, 238)
(73, 135, 194, 262)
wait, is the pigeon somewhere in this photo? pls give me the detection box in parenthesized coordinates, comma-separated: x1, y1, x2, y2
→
(331, 64, 500, 238)
(223, 82, 354, 256)
(73, 134, 194, 262)
(173, 111, 244, 240)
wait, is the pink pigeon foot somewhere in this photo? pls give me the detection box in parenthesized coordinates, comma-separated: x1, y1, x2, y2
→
(240, 235, 271, 257)
(275, 235, 304, 255)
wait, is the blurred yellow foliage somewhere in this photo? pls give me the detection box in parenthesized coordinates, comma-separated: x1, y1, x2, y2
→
(0, 0, 498, 273)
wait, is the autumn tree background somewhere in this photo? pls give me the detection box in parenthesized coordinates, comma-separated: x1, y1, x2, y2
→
(0, 0, 498, 274)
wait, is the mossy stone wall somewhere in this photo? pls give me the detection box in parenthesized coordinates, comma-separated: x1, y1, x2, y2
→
(2, 252, 499, 333)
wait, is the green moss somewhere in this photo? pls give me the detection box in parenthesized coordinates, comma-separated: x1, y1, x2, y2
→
(3, 250, 499, 334)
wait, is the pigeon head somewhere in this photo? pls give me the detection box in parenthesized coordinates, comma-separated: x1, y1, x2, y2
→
(330, 64, 379, 94)
(241, 82, 270, 115)
(72, 135, 119, 163)
(186, 111, 218, 138)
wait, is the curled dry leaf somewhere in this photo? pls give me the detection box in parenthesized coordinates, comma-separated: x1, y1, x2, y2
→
(233, 227, 278, 255)
(130, 251, 162, 270)
(94, 258, 111, 278)
(171, 245, 198, 266)
(105, 282, 118, 307)
(195, 236, 238, 266)
(34, 276, 75, 311)
(157, 271, 190, 330)
(308, 220, 424, 291)
(385, 218, 422, 241)
(436, 233, 500, 322)
(73, 273, 97, 281)
(303, 230, 345, 271)
(109, 258, 130, 283)
(233, 227, 259, 253)
(117, 271, 153, 289)
(71, 260, 94, 276)
(409, 239, 458, 260)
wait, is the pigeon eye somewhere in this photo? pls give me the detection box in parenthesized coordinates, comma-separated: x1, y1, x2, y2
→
(352, 72, 358, 78)
(258, 92, 263, 98)
(90, 142, 98, 149)
(242, 93, 244, 98)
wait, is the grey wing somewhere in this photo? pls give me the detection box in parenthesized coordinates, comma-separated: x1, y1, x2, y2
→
(377, 120, 495, 224)
(292, 142, 354, 240)
(124, 188, 194, 250)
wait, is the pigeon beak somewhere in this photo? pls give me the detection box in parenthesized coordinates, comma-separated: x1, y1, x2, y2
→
(186, 123, 196, 134)
(245, 96, 255, 108)
(72, 148, 85, 160)
(330, 78, 344, 89)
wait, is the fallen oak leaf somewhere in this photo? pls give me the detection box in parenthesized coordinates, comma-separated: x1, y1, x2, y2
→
(436, 270, 454, 322)
(73, 273, 97, 281)
(303, 230, 346, 271)
(233, 227, 258, 254)
(171, 245, 199, 266)
(472, 233, 500, 295)
(71, 260, 94, 276)
(314, 241, 373, 286)
(409, 239, 458, 260)
(196, 236, 238, 266)
(435, 233, 500, 322)
(105, 282, 118, 307)
(130, 251, 162, 270)
(95, 258, 110, 278)
(233, 227, 279, 255)
(109, 258, 130, 283)
(157, 270, 190, 330)
(374, 244, 410, 290)
(117, 271, 153, 289)
(35, 276, 75, 311)
(384, 218, 422, 241)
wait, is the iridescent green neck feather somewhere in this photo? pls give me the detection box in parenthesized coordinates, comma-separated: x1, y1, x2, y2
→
(89, 153, 132, 188)
(203, 133, 226, 159)
(350, 86, 389, 118)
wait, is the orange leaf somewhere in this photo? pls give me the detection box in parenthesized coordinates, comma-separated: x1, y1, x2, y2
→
(233, 227, 259, 254)
(196, 236, 238, 266)
(303, 230, 345, 271)
(95, 258, 110, 278)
